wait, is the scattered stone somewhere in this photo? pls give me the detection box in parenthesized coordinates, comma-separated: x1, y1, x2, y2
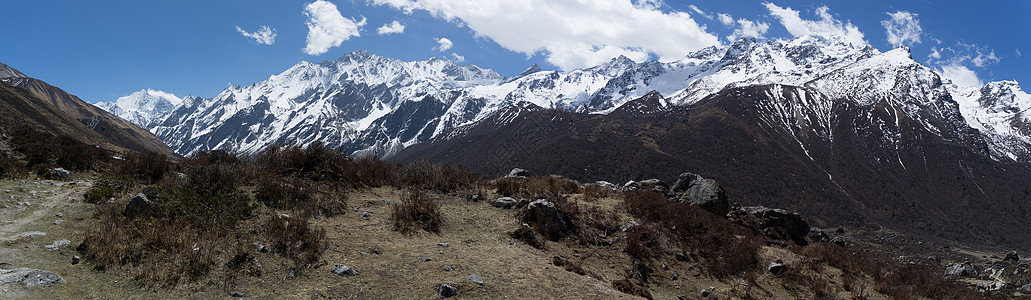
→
(438, 251, 444, 255)
(490, 197, 519, 209)
(360, 211, 371, 220)
(637, 178, 669, 193)
(48, 168, 71, 180)
(443, 266, 453, 272)
(0, 268, 66, 287)
(768, 262, 786, 275)
(55, 213, 63, 218)
(421, 257, 432, 262)
(359, 251, 368, 256)
(230, 291, 245, 297)
(1004, 251, 1019, 262)
(1021, 283, 1031, 292)
(808, 227, 829, 242)
(467, 275, 484, 285)
(314, 216, 326, 221)
(506, 168, 529, 178)
(668, 172, 729, 216)
(671, 272, 679, 281)
(525, 199, 570, 241)
(592, 181, 619, 190)
(830, 236, 847, 247)
(71, 256, 80, 265)
(437, 243, 449, 248)
(124, 193, 153, 219)
(437, 283, 459, 298)
(330, 265, 356, 276)
(11, 231, 46, 240)
(44, 239, 71, 250)
(835, 227, 846, 234)
(53, 220, 64, 225)
(945, 262, 975, 279)
(676, 252, 688, 261)
(253, 242, 270, 253)
(701, 288, 711, 297)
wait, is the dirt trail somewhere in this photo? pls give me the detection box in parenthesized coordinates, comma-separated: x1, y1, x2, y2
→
(0, 181, 86, 242)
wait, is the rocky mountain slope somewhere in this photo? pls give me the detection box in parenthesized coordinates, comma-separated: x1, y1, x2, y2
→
(394, 84, 1031, 251)
(0, 63, 176, 157)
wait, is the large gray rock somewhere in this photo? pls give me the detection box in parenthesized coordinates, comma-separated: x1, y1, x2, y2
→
(330, 265, 357, 276)
(48, 168, 71, 180)
(668, 172, 729, 216)
(526, 199, 570, 241)
(467, 275, 484, 285)
(0, 268, 66, 287)
(945, 262, 975, 279)
(44, 239, 71, 251)
(506, 168, 529, 178)
(734, 206, 810, 244)
(490, 197, 519, 209)
(437, 283, 459, 298)
(124, 193, 153, 219)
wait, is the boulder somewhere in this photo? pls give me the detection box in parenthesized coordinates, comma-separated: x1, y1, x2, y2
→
(44, 239, 71, 250)
(506, 168, 529, 178)
(330, 265, 357, 276)
(1003, 251, 1019, 262)
(0, 268, 66, 287)
(767, 262, 786, 275)
(124, 193, 153, 219)
(525, 199, 570, 241)
(592, 181, 619, 190)
(668, 172, 729, 216)
(437, 283, 459, 298)
(808, 227, 829, 243)
(944, 262, 975, 279)
(738, 206, 810, 244)
(48, 168, 71, 180)
(490, 197, 519, 209)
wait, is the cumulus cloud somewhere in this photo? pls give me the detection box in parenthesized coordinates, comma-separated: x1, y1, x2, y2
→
(450, 53, 465, 62)
(435, 37, 453, 52)
(717, 13, 769, 42)
(377, 20, 406, 35)
(764, 3, 865, 46)
(236, 25, 277, 45)
(881, 11, 922, 47)
(928, 43, 1002, 88)
(1017, 48, 1022, 57)
(372, 0, 720, 70)
(303, 0, 367, 55)
(939, 64, 983, 88)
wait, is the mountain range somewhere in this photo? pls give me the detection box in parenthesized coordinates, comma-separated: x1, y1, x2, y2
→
(95, 35, 1031, 249)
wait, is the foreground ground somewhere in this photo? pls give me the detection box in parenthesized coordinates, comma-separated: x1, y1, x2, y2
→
(0, 175, 1026, 299)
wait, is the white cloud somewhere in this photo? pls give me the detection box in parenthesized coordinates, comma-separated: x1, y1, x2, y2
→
(717, 13, 734, 26)
(235, 25, 277, 45)
(435, 37, 453, 52)
(764, 3, 865, 46)
(717, 13, 768, 42)
(372, 0, 720, 70)
(377, 20, 406, 35)
(689, 5, 714, 20)
(303, 0, 367, 55)
(929, 47, 941, 59)
(881, 11, 922, 47)
(450, 53, 465, 62)
(1017, 48, 1022, 57)
(939, 64, 982, 88)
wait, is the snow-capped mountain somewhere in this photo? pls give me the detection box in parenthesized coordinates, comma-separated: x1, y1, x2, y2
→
(96, 89, 183, 127)
(113, 35, 1031, 164)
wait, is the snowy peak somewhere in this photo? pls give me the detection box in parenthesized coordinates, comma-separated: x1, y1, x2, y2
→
(0, 62, 28, 79)
(96, 89, 183, 127)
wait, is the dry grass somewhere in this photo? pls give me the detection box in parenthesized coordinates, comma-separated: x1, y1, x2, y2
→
(391, 189, 444, 234)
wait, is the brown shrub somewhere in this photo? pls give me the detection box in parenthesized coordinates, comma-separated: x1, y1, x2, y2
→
(625, 224, 664, 261)
(611, 279, 653, 299)
(391, 189, 444, 234)
(111, 151, 170, 184)
(396, 160, 478, 193)
(263, 214, 326, 272)
(583, 184, 612, 201)
(510, 224, 546, 249)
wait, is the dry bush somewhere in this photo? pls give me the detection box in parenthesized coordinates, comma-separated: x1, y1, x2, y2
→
(495, 178, 521, 197)
(263, 214, 326, 272)
(583, 184, 612, 201)
(625, 224, 664, 261)
(622, 190, 760, 278)
(611, 279, 653, 299)
(515, 194, 583, 242)
(391, 189, 444, 234)
(110, 151, 170, 184)
(8, 127, 110, 172)
(83, 175, 134, 204)
(396, 160, 478, 193)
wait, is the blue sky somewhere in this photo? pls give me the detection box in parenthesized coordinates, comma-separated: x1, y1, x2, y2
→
(0, 0, 1027, 103)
